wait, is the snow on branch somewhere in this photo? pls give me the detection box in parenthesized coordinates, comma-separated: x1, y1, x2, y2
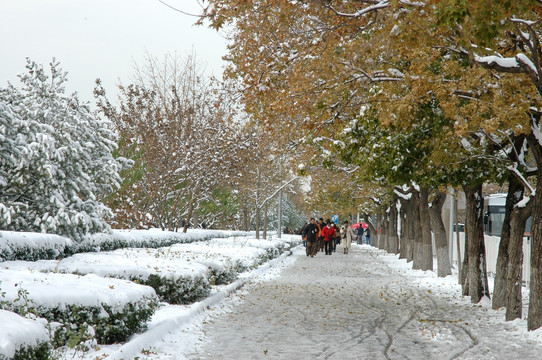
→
(257, 176, 300, 210)
(507, 163, 535, 198)
(531, 112, 542, 149)
(473, 18, 541, 90)
(394, 188, 412, 200)
(473, 53, 523, 73)
(398, 0, 426, 6)
(343, 62, 404, 83)
(325, 1, 390, 18)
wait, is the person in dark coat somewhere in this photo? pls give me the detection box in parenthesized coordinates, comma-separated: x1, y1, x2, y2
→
(302, 218, 319, 257)
(300, 221, 309, 247)
(357, 226, 364, 245)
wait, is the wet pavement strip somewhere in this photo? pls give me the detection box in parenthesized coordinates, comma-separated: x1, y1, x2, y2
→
(187, 245, 542, 360)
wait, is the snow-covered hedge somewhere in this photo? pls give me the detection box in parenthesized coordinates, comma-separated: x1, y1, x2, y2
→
(0, 230, 300, 354)
(76, 229, 251, 252)
(0, 310, 50, 360)
(35, 250, 212, 305)
(207, 237, 288, 264)
(0, 231, 75, 262)
(0, 271, 158, 346)
(0, 229, 252, 262)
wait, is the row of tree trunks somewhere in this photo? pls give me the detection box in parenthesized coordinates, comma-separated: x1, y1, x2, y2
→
(371, 187, 452, 281)
(388, 187, 451, 277)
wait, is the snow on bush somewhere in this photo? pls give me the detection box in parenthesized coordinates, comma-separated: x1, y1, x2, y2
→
(0, 310, 50, 360)
(169, 241, 268, 276)
(18, 249, 212, 305)
(0, 231, 75, 262)
(0, 59, 125, 241)
(0, 270, 158, 346)
(75, 228, 251, 253)
(0, 229, 252, 262)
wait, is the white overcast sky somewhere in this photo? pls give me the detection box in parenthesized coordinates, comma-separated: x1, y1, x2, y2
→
(0, 0, 228, 104)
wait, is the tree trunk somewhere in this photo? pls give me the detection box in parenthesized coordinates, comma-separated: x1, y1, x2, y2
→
(364, 214, 376, 247)
(461, 221, 469, 293)
(389, 200, 398, 254)
(528, 131, 542, 330)
(376, 213, 382, 248)
(399, 204, 408, 259)
(243, 202, 249, 231)
(455, 196, 462, 280)
(493, 175, 522, 310)
(506, 200, 532, 321)
(412, 189, 423, 270)
(183, 200, 194, 233)
(420, 187, 433, 271)
(429, 191, 452, 277)
(255, 205, 260, 239)
(193, 207, 199, 229)
(380, 212, 388, 250)
(463, 184, 490, 303)
(406, 196, 415, 262)
(263, 203, 268, 240)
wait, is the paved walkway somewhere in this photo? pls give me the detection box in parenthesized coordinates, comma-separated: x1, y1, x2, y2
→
(188, 244, 542, 360)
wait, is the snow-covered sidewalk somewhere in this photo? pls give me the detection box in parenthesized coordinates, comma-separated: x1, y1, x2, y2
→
(181, 244, 542, 360)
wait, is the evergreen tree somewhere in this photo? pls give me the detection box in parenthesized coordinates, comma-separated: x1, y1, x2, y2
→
(0, 59, 124, 240)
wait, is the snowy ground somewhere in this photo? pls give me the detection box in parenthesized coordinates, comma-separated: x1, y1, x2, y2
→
(57, 241, 542, 359)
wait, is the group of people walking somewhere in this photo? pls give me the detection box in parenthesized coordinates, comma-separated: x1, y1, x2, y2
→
(301, 218, 356, 257)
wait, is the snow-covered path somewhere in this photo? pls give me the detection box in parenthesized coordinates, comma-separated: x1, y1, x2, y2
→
(187, 244, 542, 360)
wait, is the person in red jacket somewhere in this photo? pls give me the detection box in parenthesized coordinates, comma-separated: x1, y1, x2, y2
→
(321, 219, 336, 255)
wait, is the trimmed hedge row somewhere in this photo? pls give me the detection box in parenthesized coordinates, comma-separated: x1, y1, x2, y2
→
(0, 229, 252, 262)
(0, 232, 301, 359)
(0, 272, 159, 350)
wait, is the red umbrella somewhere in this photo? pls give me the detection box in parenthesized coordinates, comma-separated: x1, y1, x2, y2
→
(351, 223, 368, 229)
